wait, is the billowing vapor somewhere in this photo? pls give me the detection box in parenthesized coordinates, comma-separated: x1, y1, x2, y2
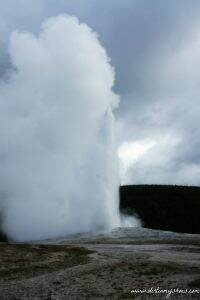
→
(0, 15, 121, 241)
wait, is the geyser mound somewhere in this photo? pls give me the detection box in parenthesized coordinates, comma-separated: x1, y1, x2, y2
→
(0, 15, 120, 241)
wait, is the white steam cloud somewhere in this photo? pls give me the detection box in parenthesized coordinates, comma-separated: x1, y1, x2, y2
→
(0, 15, 121, 241)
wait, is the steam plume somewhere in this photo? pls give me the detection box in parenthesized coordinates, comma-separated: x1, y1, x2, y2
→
(0, 15, 120, 241)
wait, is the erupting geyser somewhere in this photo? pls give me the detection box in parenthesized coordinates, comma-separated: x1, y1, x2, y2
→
(0, 15, 120, 241)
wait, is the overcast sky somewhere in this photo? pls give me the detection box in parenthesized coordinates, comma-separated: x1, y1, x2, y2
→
(1, 0, 200, 185)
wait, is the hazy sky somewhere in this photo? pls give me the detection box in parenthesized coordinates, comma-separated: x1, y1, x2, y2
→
(1, 0, 200, 185)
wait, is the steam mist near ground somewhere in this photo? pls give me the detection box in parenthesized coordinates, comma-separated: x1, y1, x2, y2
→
(0, 15, 123, 241)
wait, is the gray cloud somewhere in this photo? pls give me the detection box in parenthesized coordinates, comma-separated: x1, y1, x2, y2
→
(1, 1, 200, 187)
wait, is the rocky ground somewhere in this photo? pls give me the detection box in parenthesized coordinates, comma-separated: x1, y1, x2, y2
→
(0, 227, 200, 299)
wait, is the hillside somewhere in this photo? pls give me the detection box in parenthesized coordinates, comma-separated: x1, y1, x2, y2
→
(120, 184, 200, 234)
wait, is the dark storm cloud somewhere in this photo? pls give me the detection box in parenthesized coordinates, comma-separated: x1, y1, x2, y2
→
(1, 0, 200, 184)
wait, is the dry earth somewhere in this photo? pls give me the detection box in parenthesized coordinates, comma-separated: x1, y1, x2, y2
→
(0, 227, 200, 299)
